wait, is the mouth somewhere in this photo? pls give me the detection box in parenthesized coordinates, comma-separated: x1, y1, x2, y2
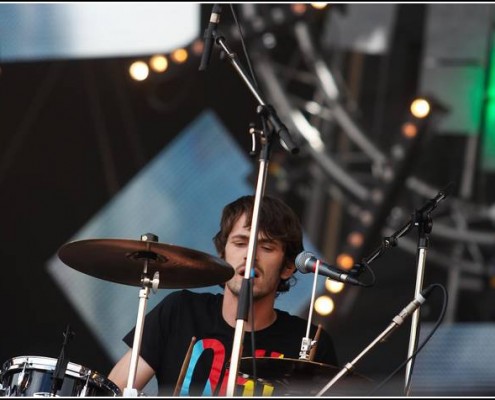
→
(237, 267, 260, 278)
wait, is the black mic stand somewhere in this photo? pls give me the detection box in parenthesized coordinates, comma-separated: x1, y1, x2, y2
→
(226, 120, 272, 397)
(208, 30, 298, 396)
(213, 30, 299, 155)
(315, 286, 434, 396)
(403, 202, 435, 395)
(352, 184, 452, 395)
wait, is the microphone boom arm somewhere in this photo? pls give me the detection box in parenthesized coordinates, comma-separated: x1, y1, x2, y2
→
(356, 183, 453, 272)
(213, 31, 299, 154)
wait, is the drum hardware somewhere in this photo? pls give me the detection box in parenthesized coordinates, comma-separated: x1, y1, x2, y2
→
(0, 356, 121, 397)
(79, 373, 92, 397)
(298, 255, 322, 361)
(0, 382, 7, 396)
(51, 324, 75, 396)
(123, 234, 161, 397)
(238, 357, 372, 397)
(58, 233, 234, 397)
(15, 362, 28, 395)
(57, 235, 234, 289)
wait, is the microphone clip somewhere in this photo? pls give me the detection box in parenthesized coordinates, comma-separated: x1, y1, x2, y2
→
(299, 336, 317, 360)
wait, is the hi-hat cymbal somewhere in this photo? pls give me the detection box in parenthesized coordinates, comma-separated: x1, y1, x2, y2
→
(58, 238, 234, 289)
(238, 357, 373, 396)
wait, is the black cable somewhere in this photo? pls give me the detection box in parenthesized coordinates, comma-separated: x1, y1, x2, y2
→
(352, 260, 376, 288)
(248, 276, 258, 392)
(368, 283, 448, 396)
(229, 4, 260, 91)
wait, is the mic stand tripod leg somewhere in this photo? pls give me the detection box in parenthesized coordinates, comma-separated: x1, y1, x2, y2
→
(316, 323, 397, 396)
(316, 288, 430, 397)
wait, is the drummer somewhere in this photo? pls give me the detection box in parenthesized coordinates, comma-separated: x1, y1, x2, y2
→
(108, 194, 338, 396)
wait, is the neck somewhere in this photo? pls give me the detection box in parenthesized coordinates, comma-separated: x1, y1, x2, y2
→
(222, 288, 277, 332)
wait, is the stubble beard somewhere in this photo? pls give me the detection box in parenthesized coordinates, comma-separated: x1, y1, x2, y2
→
(226, 276, 271, 301)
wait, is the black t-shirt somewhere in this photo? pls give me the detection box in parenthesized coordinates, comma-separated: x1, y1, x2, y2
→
(123, 290, 338, 396)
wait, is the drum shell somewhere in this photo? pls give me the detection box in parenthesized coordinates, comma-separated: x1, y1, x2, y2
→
(0, 356, 121, 397)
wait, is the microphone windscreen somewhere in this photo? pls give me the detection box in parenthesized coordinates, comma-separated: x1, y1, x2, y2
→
(295, 250, 314, 273)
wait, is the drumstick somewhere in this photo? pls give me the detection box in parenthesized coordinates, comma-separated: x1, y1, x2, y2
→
(173, 336, 197, 396)
(309, 324, 322, 361)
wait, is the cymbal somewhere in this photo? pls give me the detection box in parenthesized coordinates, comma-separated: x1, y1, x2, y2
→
(239, 357, 338, 378)
(58, 238, 234, 289)
(238, 357, 373, 396)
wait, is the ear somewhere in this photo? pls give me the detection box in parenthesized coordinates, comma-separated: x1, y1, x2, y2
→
(280, 261, 296, 280)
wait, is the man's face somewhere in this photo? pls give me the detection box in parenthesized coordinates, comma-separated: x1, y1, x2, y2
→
(223, 213, 294, 300)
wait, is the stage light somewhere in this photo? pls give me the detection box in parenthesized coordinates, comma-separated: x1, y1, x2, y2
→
(171, 48, 188, 64)
(410, 98, 431, 119)
(314, 295, 334, 316)
(311, 3, 328, 10)
(191, 39, 204, 56)
(129, 61, 149, 81)
(347, 231, 364, 248)
(290, 3, 308, 15)
(336, 253, 354, 270)
(359, 209, 374, 226)
(149, 55, 168, 73)
(402, 121, 418, 138)
(325, 279, 344, 294)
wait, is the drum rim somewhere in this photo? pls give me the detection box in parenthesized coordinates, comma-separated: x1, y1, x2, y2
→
(1, 355, 121, 395)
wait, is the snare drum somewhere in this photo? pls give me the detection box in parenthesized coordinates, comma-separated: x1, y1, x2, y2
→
(0, 355, 121, 397)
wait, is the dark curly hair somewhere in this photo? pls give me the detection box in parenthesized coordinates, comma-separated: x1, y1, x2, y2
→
(213, 195, 303, 293)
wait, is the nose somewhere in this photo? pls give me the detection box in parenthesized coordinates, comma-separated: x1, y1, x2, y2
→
(243, 250, 259, 262)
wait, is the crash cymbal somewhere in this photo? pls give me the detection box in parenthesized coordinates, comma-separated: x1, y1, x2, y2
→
(238, 357, 373, 396)
(58, 238, 234, 289)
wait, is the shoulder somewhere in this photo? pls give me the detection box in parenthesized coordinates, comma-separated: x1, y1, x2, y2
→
(275, 309, 308, 328)
(273, 309, 315, 338)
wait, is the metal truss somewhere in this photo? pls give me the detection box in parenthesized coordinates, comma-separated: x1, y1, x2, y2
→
(236, 4, 495, 321)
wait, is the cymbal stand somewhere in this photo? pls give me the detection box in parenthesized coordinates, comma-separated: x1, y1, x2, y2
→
(124, 234, 160, 398)
(209, 29, 298, 397)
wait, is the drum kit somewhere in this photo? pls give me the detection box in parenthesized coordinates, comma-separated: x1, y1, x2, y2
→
(0, 235, 372, 397)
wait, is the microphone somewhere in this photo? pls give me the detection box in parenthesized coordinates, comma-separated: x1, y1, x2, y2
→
(417, 181, 455, 215)
(295, 251, 364, 287)
(199, 4, 223, 71)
